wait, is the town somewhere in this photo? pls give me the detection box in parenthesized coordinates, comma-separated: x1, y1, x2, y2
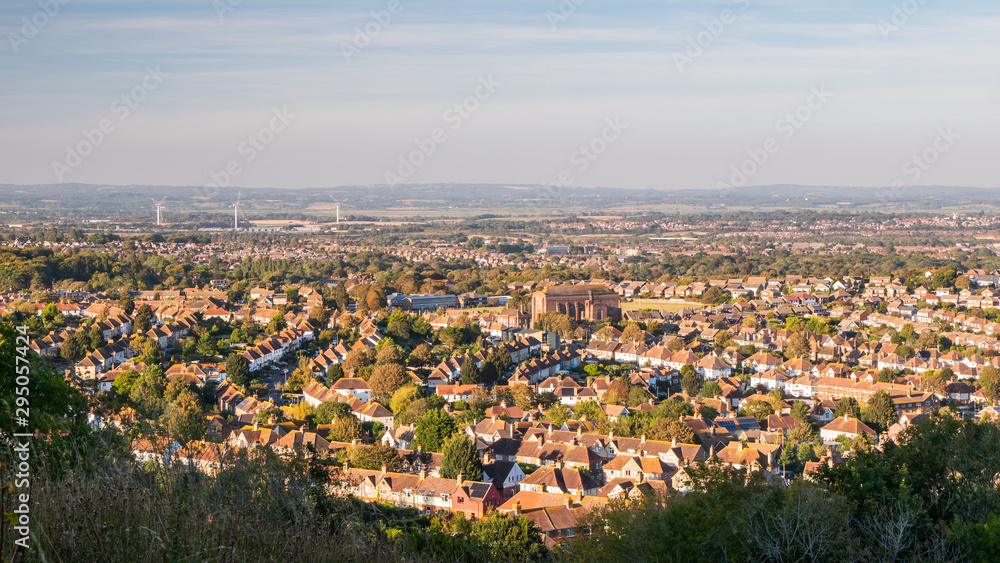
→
(5, 214, 1000, 559)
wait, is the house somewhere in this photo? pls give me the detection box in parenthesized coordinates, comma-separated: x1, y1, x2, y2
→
(519, 464, 600, 498)
(820, 414, 877, 441)
(482, 453, 527, 499)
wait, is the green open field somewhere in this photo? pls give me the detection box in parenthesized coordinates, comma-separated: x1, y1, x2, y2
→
(622, 300, 704, 312)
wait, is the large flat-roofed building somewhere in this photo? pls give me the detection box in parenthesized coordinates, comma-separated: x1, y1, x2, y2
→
(387, 293, 459, 312)
(531, 284, 621, 326)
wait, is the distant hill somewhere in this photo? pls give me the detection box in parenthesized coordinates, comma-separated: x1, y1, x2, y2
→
(1, 183, 998, 220)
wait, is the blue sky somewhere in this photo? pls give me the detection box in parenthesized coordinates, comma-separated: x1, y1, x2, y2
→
(1, 0, 998, 190)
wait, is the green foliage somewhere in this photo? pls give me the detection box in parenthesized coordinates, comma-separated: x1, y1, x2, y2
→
(440, 434, 484, 481)
(346, 441, 403, 471)
(701, 380, 722, 398)
(313, 401, 352, 425)
(414, 408, 458, 452)
(861, 390, 897, 433)
(652, 399, 694, 420)
(471, 513, 548, 562)
(544, 403, 572, 427)
(129, 366, 167, 418)
(681, 369, 701, 397)
(833, 396, 861, 418)
(738, 400, 774, 424)
(226, 352, 250, 388)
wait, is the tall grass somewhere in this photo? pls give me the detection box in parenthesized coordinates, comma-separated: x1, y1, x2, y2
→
(2, 430, 480, 562)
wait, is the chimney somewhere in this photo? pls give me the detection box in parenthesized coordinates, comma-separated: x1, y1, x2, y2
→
(608, 429, 614, 440)
(457, 471, 465, 487)
(558, 460, 565, 469)
(351, 438, 359, 447)
(492, 414, 498, 423)
(580, 414, 588, 422)
(640, 434, 646, 444)
(671, 437, 677, 447)
(513, 499, 522, 516)
(253, 421, 259, 431)
(574, 490, 583, 504)
(547, 426, 553, 436)
(344, 460, 351, 470)
(380, 463, 387, 476)
(737, 441, 744, 452)
(501, 401, 507, 409)
(577, 426, 582, 438)
(419, 468, 427, 480)
(564, 495, 572, 509)
(636, 470, 644, 484)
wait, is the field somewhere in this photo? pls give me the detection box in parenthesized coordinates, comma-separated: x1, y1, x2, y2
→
(622, 299, 704, 312)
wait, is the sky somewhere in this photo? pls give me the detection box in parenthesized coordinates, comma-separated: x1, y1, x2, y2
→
(1, 0, 998, 191)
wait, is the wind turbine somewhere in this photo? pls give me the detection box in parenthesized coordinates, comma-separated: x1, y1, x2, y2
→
(232, 191, 242, 231)
(151, 196, 167, 226)
(329, 193, 340, 231)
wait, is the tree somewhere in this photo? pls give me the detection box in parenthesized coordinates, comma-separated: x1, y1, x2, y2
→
(375, 343, 406, 366)
(285, 286, 299, 305)
(621, 322, 644, 344)
(342, 348, 373, 375)
(833, 396, 861, 418)
(979, 365, 1000, 403)
(544, 404, 572, 427)
(329, 414, 364, 442)
(161, 391, 206, 447)
(326, 364, 344, 384)
(701, 380, 722, 398)
(460, 356, 482, 385)
(313, 401, 352, 424)
(285, 356, 314, 393)
(681, 367, 701, 397)
(390, 383, 423, 414)
(133, 303, 153, 334)
(471, 513, 549, 563)
(253, 407, 286, 425)
(790, 401, 813, 425)
(59, 331, 87, 362)
(862, 390, 897, 433)
(414, 408, 458, 452)
(88, 324, 106, 349)
(226, 352, 250, 388)
(346, 442, 403, 471)
(408, 343, 434, 367)
(369, 363, 409, 401)
(740, 400, 774, 424)
(786, 333, 810, 359)
(647, 417, 696, 443)
(605, 380, 630, 406)
(112, 369, 140, 396)
(627, 386, 652, 407)
(142, 338, 162, 366)
(653, 399, 694, 420)
(511, 383, 537, 411)
(441, 434, 484, 481)
(129, 366, 167, 418)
